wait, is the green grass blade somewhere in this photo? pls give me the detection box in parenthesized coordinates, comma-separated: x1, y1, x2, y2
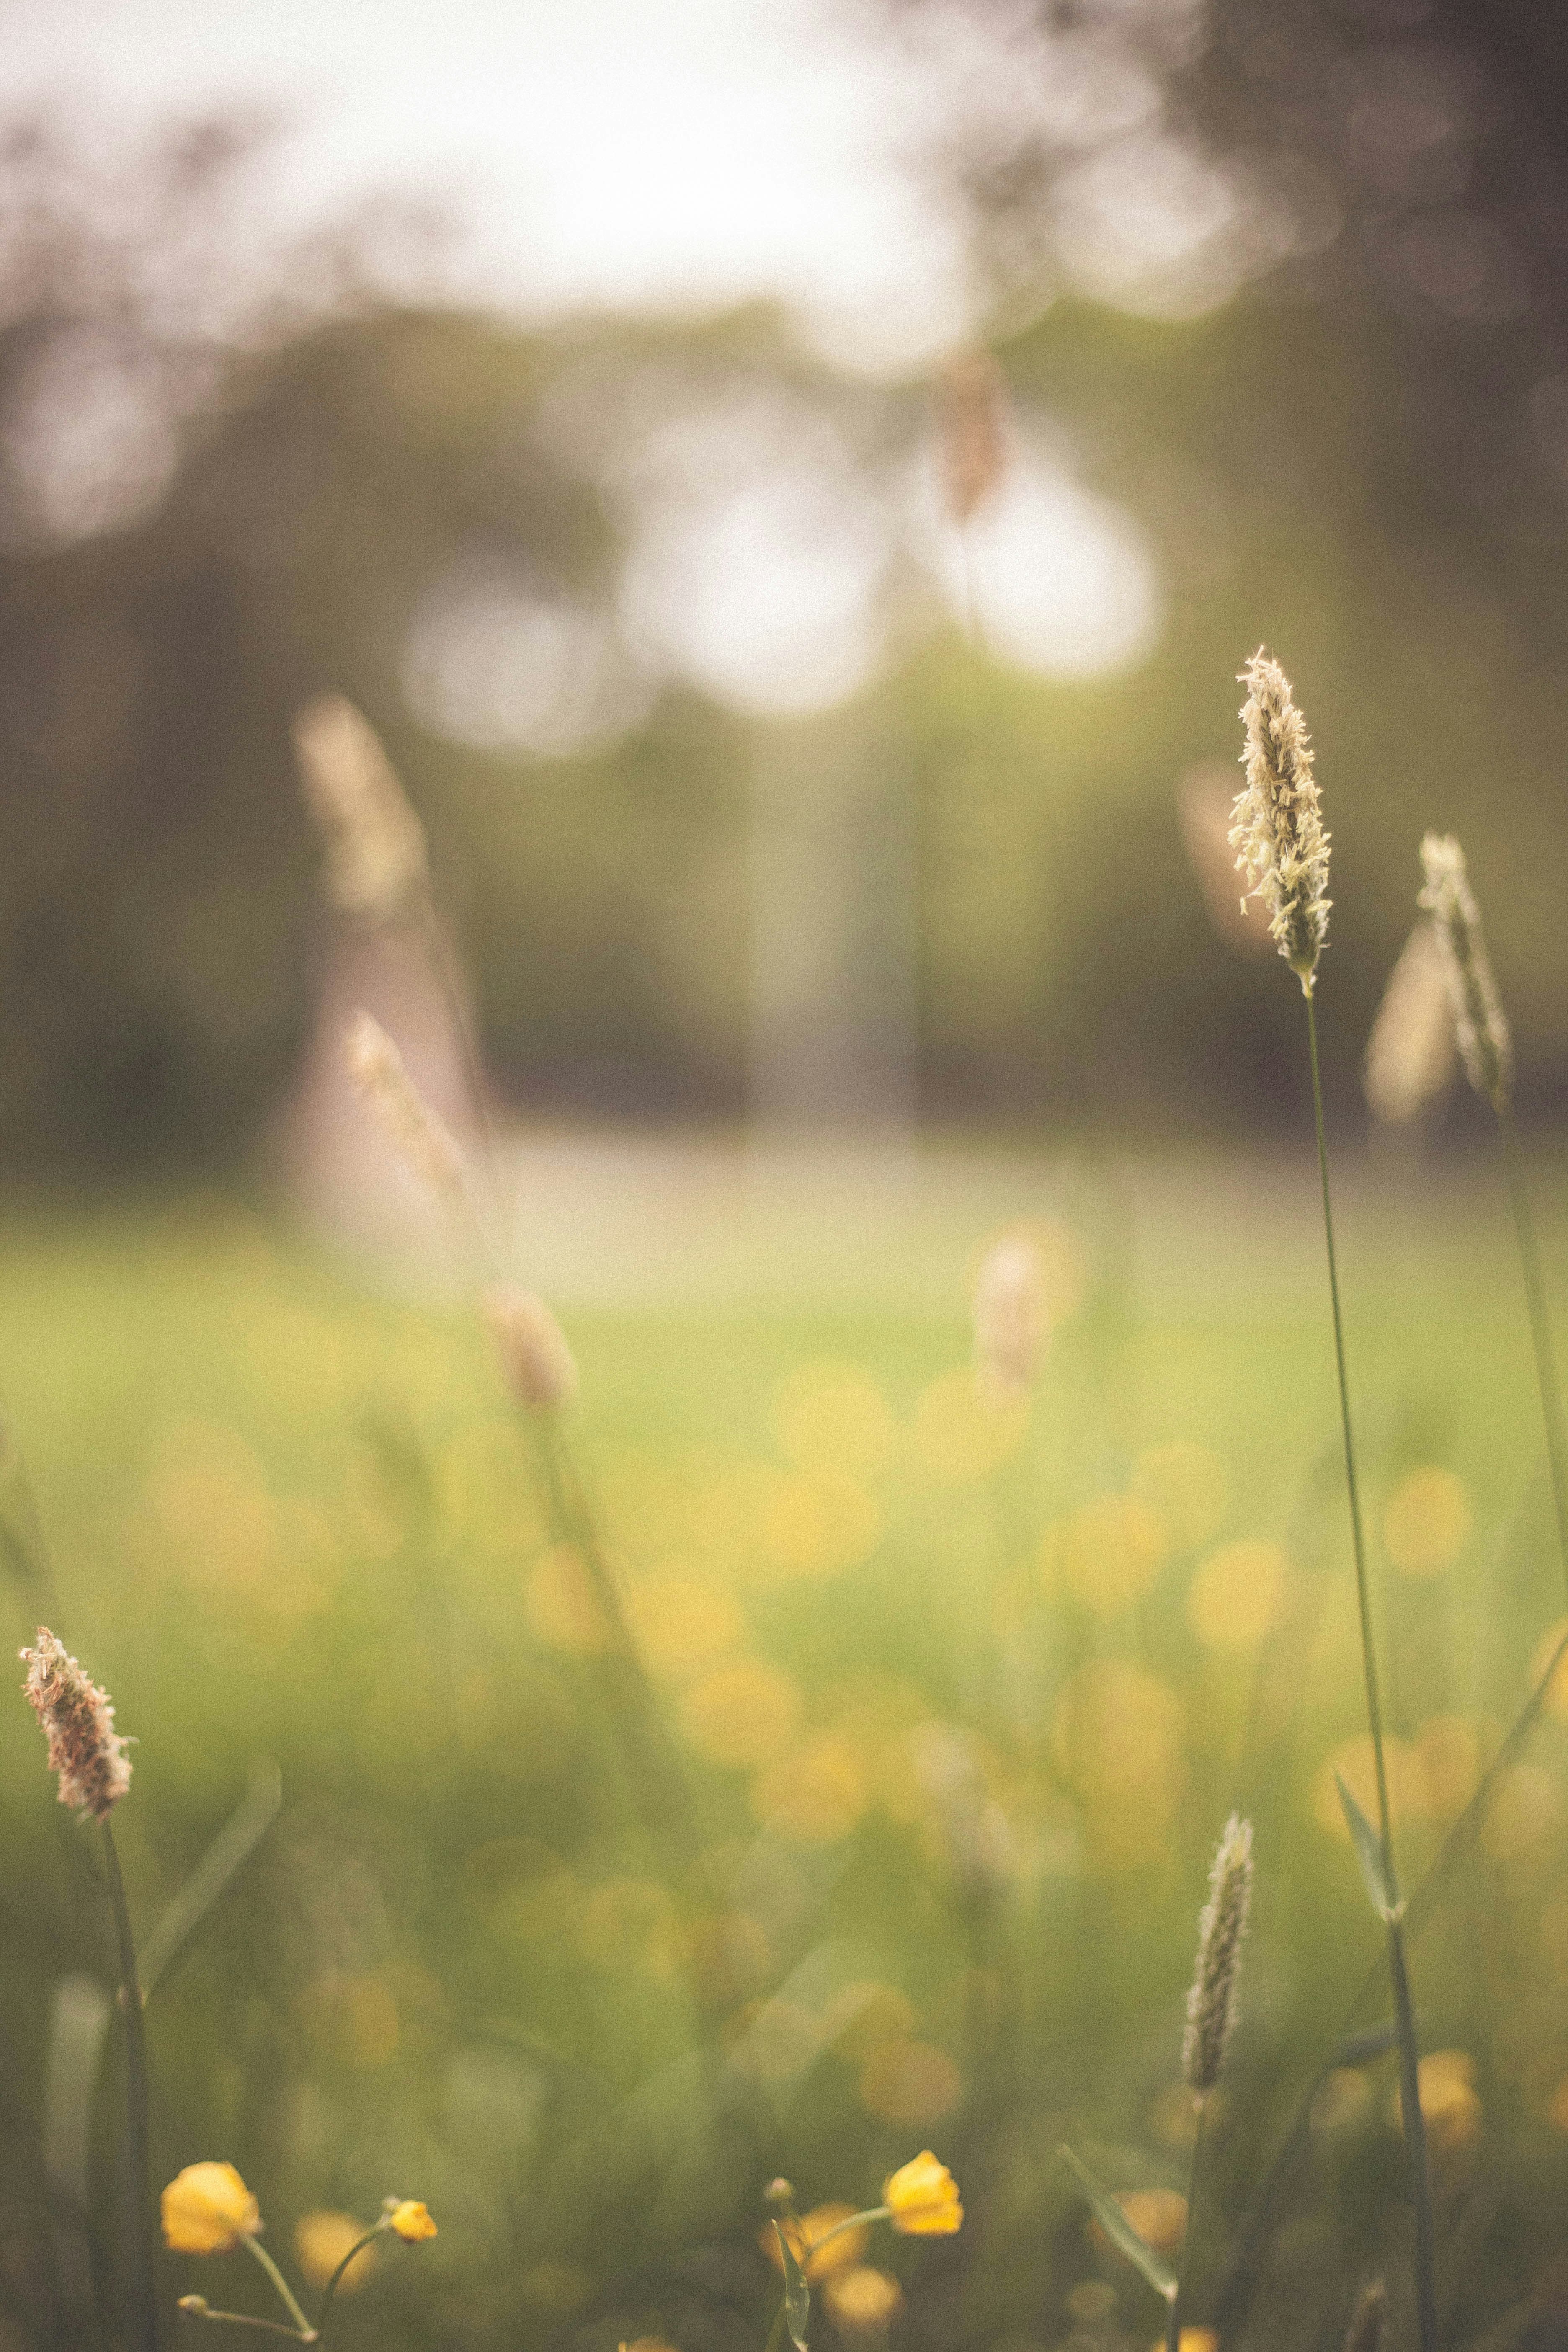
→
(1058, 2146, 1176, 2302)
(774, 2222, 811, 2351)
(1335, 1772, 1394, 1919)
(137, 1759, 282, 2000)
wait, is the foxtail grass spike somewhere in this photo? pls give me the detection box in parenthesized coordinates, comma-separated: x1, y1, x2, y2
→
(937, 349, 1008, 526)
(1343, 2281, 1387, 2352)
(344, 1011, 464, 1198)
(1418, 833, 1512, 1111)
(21, 1628, 132, 1819)
(293, 693, 427, 922)
(972, 1234, 1048, 1396)
(1182, 1813, 1254, 2096)
(485, 1287, 579, 1412)
(1363, 921, 1456, 1125)
(1230, 649, 1331, 993)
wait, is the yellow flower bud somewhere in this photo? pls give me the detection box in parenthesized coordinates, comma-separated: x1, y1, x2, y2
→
(161, 2163, 261, 2255)
(881, 2151, 962, 2236)
(388, 2200, 438, 2243)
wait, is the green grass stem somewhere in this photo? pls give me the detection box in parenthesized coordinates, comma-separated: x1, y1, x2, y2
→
(1497, 1105, 1568, 1592)
(102, 1820, 158, 2352)
(1165, 2100, 1207, 2352)
(1306, 988, 1436, 2352)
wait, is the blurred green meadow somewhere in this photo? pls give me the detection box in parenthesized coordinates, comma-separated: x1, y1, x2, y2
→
(3, 1132, 1568, 2350)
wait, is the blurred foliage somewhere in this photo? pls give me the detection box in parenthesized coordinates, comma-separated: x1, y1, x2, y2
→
(3, 0, 1568, 1170)
(0, 1163, 1566, 2346)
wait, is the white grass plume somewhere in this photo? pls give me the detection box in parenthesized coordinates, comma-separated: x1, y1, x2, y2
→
(1230, 650, 1330, 993)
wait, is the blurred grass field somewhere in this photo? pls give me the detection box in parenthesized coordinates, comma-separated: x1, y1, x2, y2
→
(3, 1136, 1568, 2351)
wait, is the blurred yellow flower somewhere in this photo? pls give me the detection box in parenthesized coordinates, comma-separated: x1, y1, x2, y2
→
(763, 2203, 869, 2281)
(388, 2200, 437, 2242)
(859, 2041, 964, 2128)
(1394, 2051, 1482, 2154)
(822, 2266, 903, 2334)
(1312, 1734, 1426, 1840)
(294, 2211, 374, 2292)
(1186, 1540, 1285, 1651)
(882, 2151, 962, 2234)
(1383, 1466, 1470, 1576)
(1415, 1715, 1489, 1818)
(771, 1362, 897, 1481)
(624, 1574, 742, 1682)
(1046, 1496, 1168, 1616)
(1053, 1661, 1185, 1811)
(1109, 2188, 1185, 2258)
(752, 1734, 869, 1845)
(161, 2163, 261, 2255)
(761, 1469, 883, 1583)
(913, 1368, 1027, 1483)
(680, 1658, 802, 1768)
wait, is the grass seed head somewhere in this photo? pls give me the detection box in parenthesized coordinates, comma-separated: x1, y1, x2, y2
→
(937, 349, 1008, 527)
(1342, 2280, 1387, 2352)
(344, 1011, 464, 1197)
(1418, 833, 1512, 1112)
(972, 1235, 1048, 1395)
(1363, 919, 1457, 1125)
(485, 1286, 579, 1411)
(1230, 650, 1331, 993)
(293, 694, 427, 922)
(20, 1627, 131, 1820)
(1182, 1812, 1253, 2096)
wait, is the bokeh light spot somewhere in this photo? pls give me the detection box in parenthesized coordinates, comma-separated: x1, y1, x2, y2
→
(1186, 1539, 1284, 1651)
(680, 1658, 803, 1767)
(914, 1366, 1028, 1482)
(1383, 1466, 1470, 1576)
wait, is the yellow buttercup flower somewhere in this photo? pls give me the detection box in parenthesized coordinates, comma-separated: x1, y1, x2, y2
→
(882, 2151, 962, 2235)
(161, 2163, 262, 2255)
(388, 2200, 438, 2243)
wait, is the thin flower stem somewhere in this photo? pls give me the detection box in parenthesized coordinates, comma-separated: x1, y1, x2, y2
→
(102, 1821, 158, 2352)
(799, 2207, 890, 2262)
(1166, 2102, 1207, 2352)
(241, 2237, 315, 2340)
(1497, 1104, 1568, 1593)
(535, 1413, 698, 1860)
(180, 2308, 312, 2341)
(313, 2226, 385, 2343)
(1386, 1916, 1435, 2339)
(1305, 993, 1395, 1874)
(1305, 990, 1436, 2352)
(763, 2204, 892, 2349)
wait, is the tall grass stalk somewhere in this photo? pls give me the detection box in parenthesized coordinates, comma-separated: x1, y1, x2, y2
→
(1497, 1106, 1568, 1588)
(1305, 989, 1436, 2352)
(102, 1820, 157, 2352)
(1164, 2103, 1207, 2352)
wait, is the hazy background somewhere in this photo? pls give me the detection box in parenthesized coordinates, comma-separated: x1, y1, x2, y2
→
(0, 0, 1564, 1176)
